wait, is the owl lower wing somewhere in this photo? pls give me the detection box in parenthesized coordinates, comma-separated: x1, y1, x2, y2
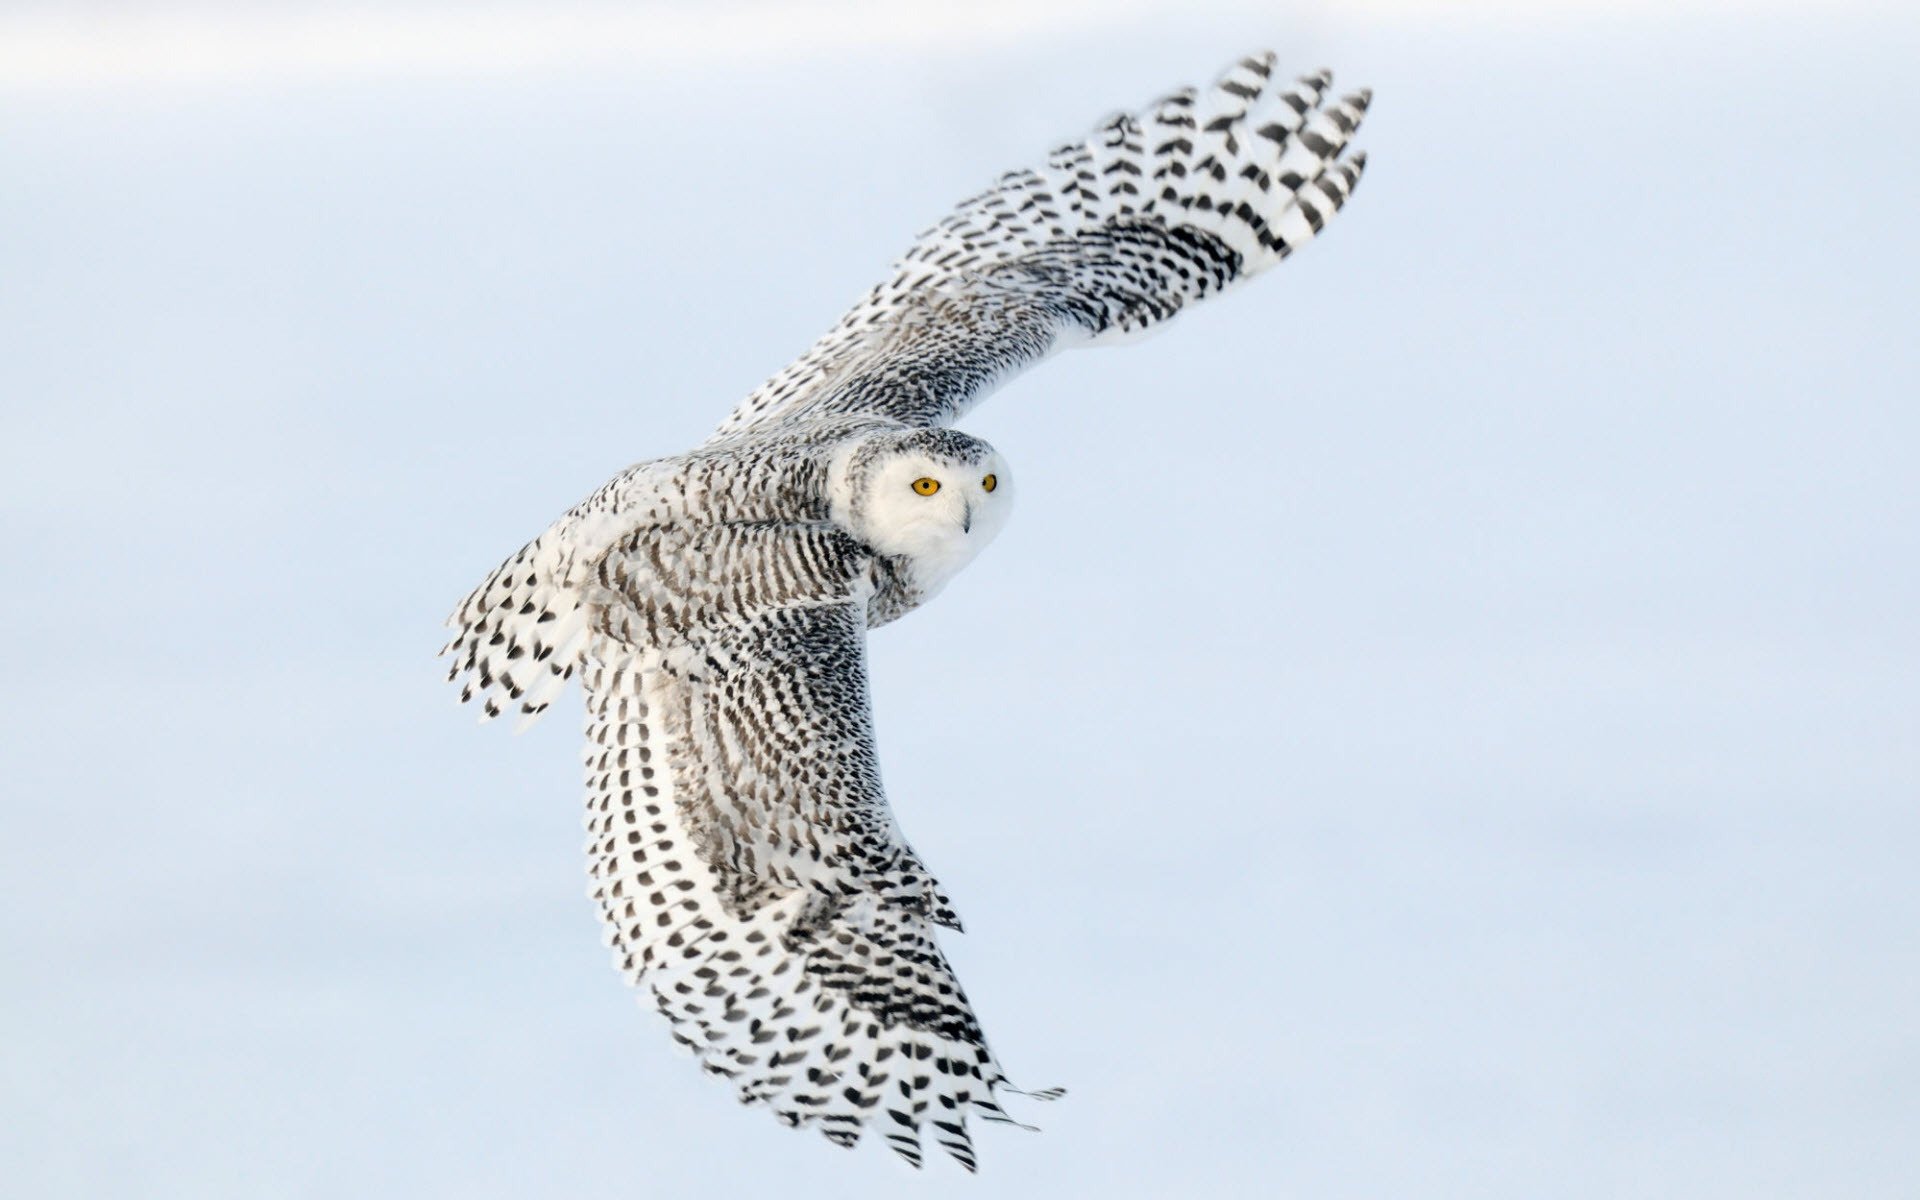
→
(709, 51, 1369, 436)
(581, 528, 1040, 1168)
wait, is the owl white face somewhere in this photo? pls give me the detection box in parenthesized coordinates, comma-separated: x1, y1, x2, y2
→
(830, 434, 1013, 593)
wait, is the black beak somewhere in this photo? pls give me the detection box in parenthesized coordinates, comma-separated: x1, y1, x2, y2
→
(961, 501, 973, 533)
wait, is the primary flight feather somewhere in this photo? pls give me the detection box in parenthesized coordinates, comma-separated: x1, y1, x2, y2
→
(443, 50, 1371, 1170)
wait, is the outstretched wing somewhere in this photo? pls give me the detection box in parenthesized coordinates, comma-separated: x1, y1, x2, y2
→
(710, 51, 1370, 437)
(581, 521, 1045, 1169)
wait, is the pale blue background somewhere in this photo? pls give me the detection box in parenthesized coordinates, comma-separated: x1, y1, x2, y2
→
(3, 2, 1916, 1196)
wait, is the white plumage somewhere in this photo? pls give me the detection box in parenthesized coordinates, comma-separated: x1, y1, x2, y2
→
(443, 50, 1371, 1169)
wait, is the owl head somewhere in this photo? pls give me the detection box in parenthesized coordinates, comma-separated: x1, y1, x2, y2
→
(829, 428, 1012, 587)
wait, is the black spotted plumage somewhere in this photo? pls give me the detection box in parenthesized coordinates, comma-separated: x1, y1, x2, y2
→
(443, 49, 1370, 1169)
(712, 53, 1368, 437)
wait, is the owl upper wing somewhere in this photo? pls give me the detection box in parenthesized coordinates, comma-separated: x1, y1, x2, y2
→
(709, 51, 1369, 437)
(581, 521, 1044, 1169)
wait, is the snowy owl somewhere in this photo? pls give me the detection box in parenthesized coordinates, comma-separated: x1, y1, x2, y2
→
(444, 52, 1370, 1170)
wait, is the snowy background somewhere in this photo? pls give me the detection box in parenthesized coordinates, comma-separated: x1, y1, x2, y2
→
(4, 1, 1917, 1196)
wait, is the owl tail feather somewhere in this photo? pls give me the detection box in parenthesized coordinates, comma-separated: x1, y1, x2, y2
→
(443, 529, 592, 729)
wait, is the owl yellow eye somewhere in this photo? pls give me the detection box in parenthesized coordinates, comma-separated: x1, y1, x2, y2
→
(981, 474, 998, 493)
(911, 477, 941, 496)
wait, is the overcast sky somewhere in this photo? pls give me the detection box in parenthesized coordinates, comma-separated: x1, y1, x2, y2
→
(3, 2, 1917, 1197)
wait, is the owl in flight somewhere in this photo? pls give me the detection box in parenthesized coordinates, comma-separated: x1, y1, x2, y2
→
(445, 51, 1370, 1170)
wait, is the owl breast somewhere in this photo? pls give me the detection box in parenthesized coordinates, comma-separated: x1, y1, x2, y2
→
(863, 553, 930, 628)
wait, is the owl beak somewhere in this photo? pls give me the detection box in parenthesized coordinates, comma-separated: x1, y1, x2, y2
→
(960, 500, 974, 534)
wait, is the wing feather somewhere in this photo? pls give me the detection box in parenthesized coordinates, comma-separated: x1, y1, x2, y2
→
(711, 51, 1371, 436)
(579, 524, 1041, 1168)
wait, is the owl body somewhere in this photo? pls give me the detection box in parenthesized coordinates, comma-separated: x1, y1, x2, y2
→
(450, 418, 1006, 728)
(445, 51, 1371, 1170)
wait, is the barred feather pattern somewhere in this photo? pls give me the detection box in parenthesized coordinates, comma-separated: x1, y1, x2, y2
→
(712, 52, 1370, 436)
(442, 417, 887, 729)
(579, 526, 1044, 1169)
